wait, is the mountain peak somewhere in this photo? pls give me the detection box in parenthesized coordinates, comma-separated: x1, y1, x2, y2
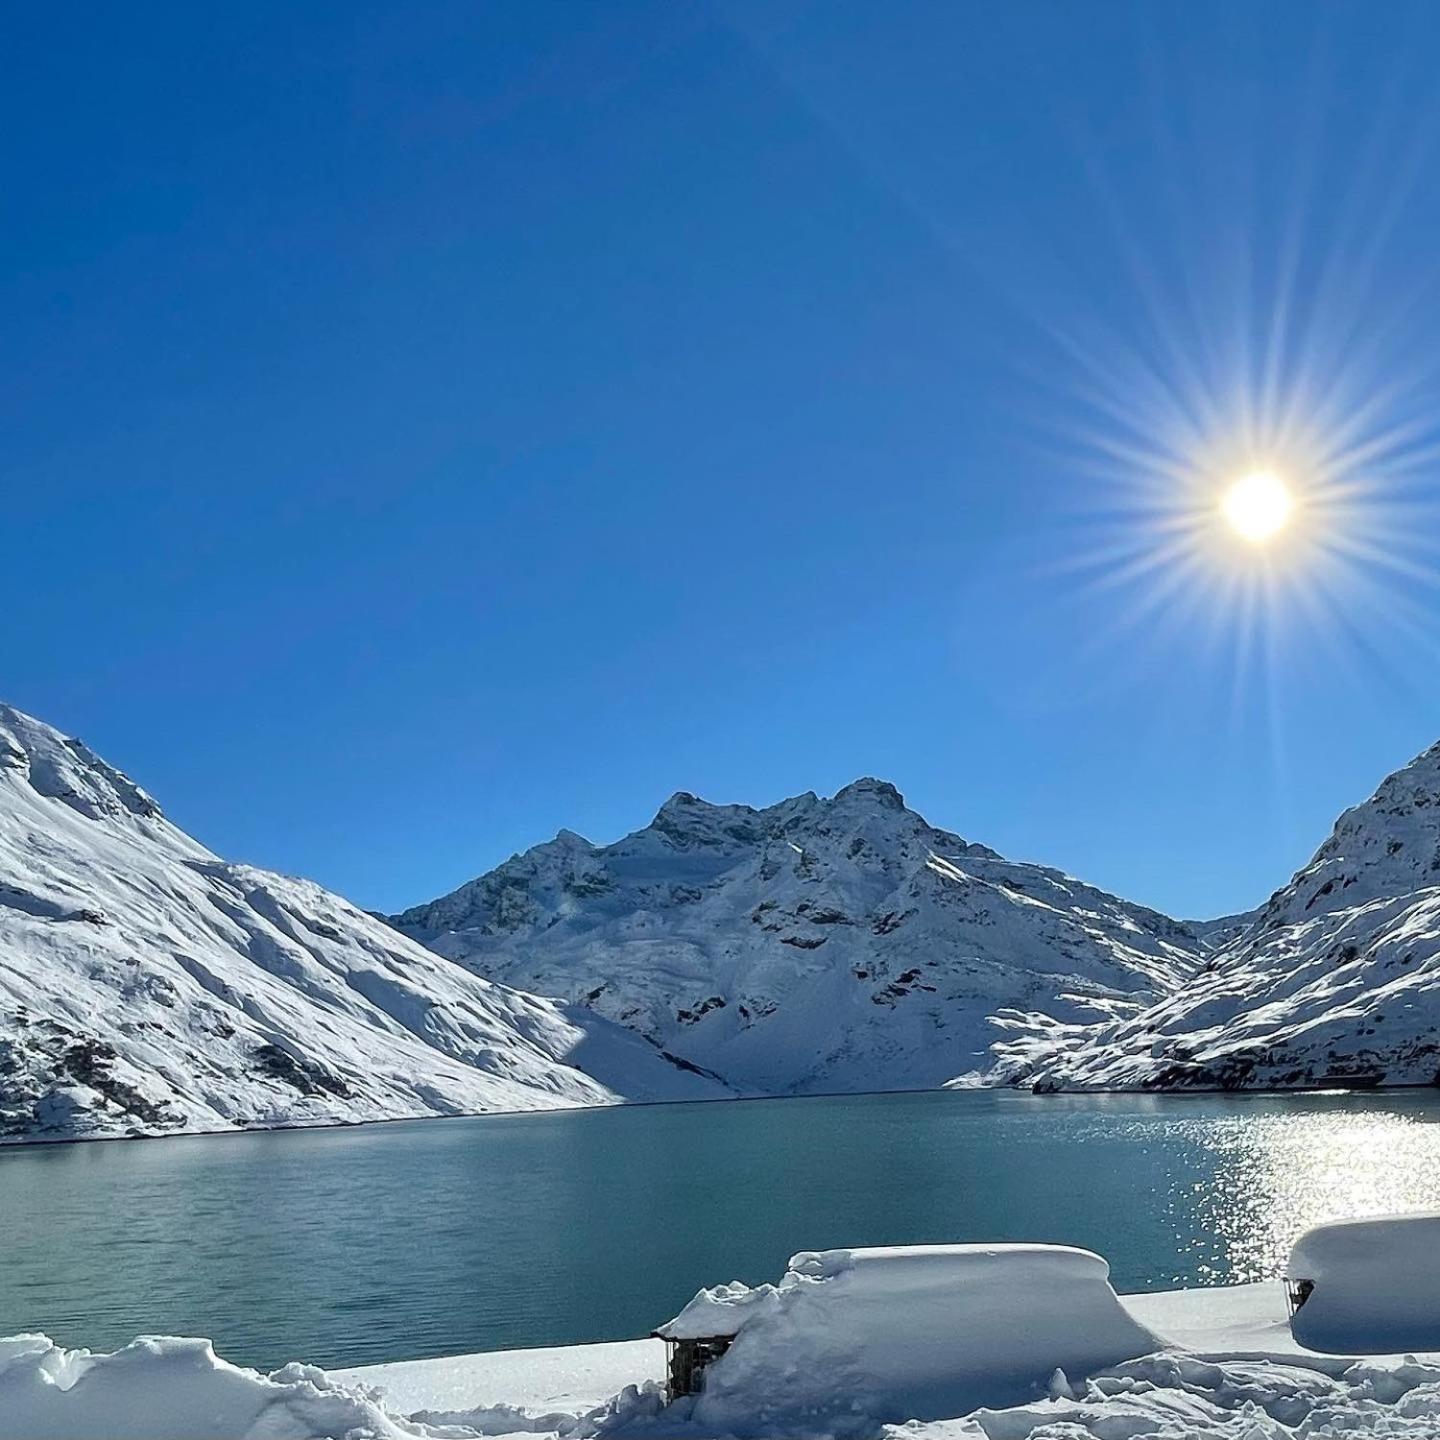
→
(1256, 733, 1440, 926)
(0, 703, 164, 824)
(833, 777, 905, 810)
(656, 790, 706, 816)
(993, 732, 1440, 1094)
(395, 772, 1197, 1094)
(0, 701, 733, 1142)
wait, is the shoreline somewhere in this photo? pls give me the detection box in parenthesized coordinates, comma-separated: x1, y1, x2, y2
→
(4, 1075, 1437, 1152)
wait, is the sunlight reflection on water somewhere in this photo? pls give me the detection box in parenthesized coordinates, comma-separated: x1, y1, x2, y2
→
(1163, 1109, 1440, 1283)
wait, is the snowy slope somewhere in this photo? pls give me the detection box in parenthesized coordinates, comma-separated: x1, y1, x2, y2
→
(392, 780, 1202, 1094)
(0, 705, 724, 1143)
(995, 740, 1440, 1091)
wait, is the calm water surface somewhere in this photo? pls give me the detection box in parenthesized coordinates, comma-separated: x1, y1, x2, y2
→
(4, 1087, 1440, 1370)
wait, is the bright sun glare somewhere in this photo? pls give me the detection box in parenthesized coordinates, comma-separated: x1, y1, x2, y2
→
(1220, 471, 1295, 545)
(1013, 22, 1440, 712)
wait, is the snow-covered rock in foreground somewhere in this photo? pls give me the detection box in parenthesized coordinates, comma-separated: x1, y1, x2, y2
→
(1288, 1213, 1440, 1355)
(0, 704, 724, 1143)
(994, 739, 1440, 1091)
(658, 1244, 1164, 1433)
(393, 782, 1201, 1094)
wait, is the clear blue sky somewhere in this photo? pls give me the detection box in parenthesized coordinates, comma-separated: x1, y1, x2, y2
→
(8, 1, 1440, 918)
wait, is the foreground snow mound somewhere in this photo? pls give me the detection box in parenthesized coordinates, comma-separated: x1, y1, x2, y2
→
(0, 1333, 429, 1440)
(994, 738, 1440, 1091)
(1288, 1213, 1440, 1355)
(0, 704, 725, 1142)
(394, 783, 1201, 1094)
(17, 1318, 1440, 1439)
(657, 1244, 1164, 1435)
(0, 1331, 673, 1440)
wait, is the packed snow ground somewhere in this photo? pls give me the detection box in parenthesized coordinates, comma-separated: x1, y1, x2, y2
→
(0, 704, 724, 1143)
(11, 1285, 1440, 1439)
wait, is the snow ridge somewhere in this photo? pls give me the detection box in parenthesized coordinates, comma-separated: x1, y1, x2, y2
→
(0, 704, 725, 1143)
(392, 779, 1203, 1095)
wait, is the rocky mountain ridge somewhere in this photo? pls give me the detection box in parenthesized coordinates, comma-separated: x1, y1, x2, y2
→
(393, 779, 1204, 1094)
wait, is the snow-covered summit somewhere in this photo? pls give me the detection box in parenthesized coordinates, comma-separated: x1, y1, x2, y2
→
(392, 780, 1202, 1095)
(1, 704, 172, 832)
(996, 739, 1440, 1091)
(1262, 739, 1440, 924)
(0, 704, 725, 1143)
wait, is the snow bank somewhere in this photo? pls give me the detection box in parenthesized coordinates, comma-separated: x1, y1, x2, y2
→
(0, 1333, 425, 1439)
(1288, 1212, 1440, 1354)
(18, 1293, 1440, 1440)
(0, 1331, 676, 1440)
(893, 1350, 1440, 1438)
(659, 1244, 1164, 1435)
(0, 1330, 429, 1434)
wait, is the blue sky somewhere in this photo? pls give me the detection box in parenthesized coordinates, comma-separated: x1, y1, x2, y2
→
(8, 1, 1440, 918)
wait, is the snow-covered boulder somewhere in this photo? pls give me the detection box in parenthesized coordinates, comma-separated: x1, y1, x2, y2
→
(1288, 1213, 1440, 1354)
(658, 1244, 1164, 1434)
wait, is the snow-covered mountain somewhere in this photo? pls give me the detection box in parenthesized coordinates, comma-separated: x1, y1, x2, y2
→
(0, 705, 725, 1143)
(391, 780, 1203, 1094)
(994, 740, 1440, 1091)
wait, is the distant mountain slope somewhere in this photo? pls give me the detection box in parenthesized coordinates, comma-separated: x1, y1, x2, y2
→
(0, 705, 724, 1143)
(994, 740, 1440, 1091)
(392, 780, 1202, 1094)
(1184, 909, 1262, 952)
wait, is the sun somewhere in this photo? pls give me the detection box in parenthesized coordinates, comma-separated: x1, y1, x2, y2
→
(1220, 471, 1295, 545)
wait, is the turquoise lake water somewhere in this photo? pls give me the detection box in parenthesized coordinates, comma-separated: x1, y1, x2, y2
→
(4, 1087, 1440, 1371)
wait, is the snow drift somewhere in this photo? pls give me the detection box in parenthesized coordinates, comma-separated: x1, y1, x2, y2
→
(0, 703, 725, 1143)
(0, 1333, 423, 1440)
(22, 1284, 1440, 1438)
(1288, 1212, 1440, 1354)
(657, 1244, 1164, 1434)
